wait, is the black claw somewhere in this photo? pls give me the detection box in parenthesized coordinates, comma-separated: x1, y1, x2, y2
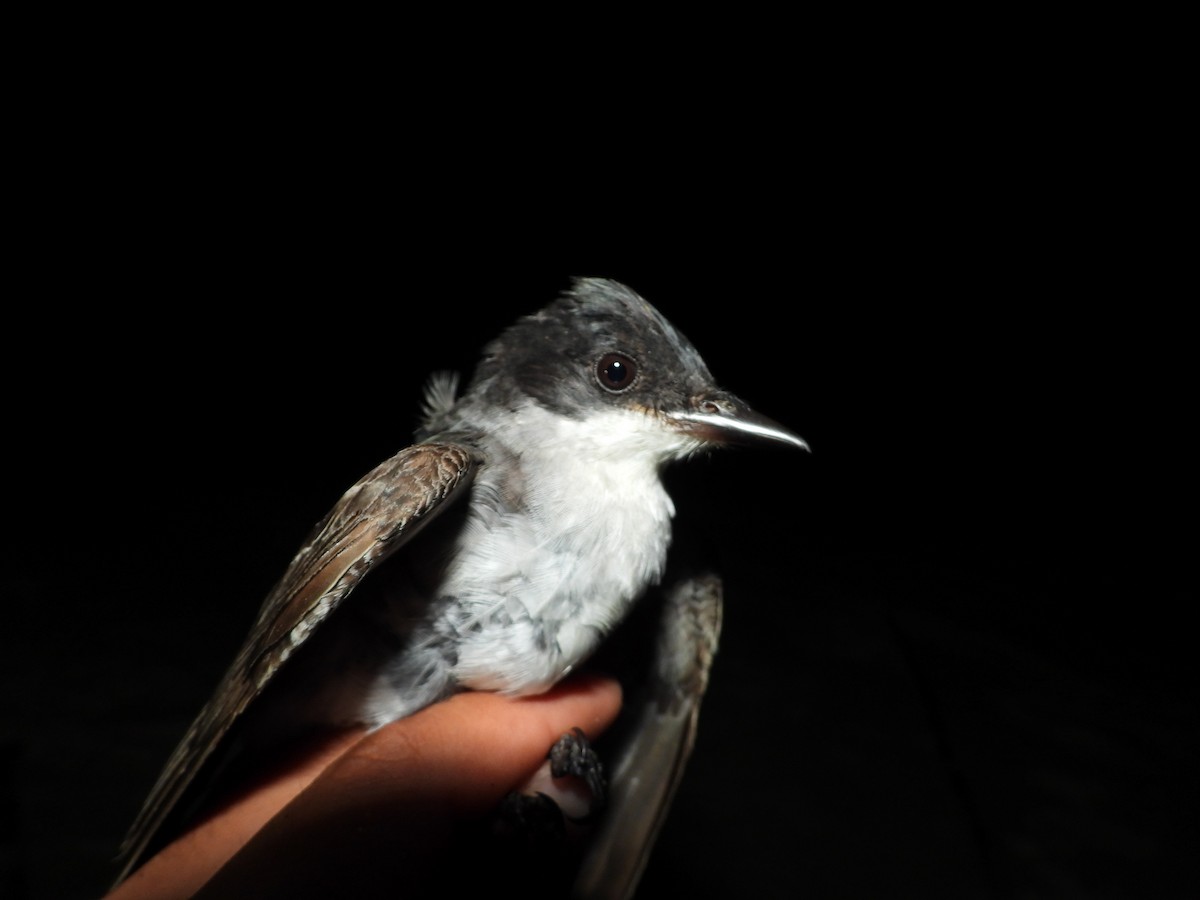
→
(491, 726, 608, 855)
(548, 727, 607, 816)
(497, 790, 568, 846)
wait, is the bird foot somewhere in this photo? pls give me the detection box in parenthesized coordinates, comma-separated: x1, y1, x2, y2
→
(496, 727, 607, 847)
(547, 727, 607, 818)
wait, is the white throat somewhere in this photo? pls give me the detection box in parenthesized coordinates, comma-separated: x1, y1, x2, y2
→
(442, 402, 697, 693)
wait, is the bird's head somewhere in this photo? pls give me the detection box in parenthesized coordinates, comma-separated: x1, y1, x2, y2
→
(451, 277, 808, 461)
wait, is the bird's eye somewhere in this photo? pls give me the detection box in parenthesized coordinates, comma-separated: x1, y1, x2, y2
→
(595, 352, 638, 393)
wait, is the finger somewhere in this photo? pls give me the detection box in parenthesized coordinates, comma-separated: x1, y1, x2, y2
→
(194, 675, 622, 899)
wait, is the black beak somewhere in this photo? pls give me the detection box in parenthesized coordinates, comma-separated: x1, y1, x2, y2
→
(673, 391, 810, 452)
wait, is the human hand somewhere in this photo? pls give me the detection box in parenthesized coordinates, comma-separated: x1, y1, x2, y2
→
(108, 673, 622, 899)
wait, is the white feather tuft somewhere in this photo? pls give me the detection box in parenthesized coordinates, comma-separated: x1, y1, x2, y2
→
(419, 371, 460, 430)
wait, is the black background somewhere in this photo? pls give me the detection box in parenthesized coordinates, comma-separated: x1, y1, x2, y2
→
(2, 59, 1194, 899)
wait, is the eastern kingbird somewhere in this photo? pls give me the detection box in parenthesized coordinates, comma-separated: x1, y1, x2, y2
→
(112, 277, 808, 896)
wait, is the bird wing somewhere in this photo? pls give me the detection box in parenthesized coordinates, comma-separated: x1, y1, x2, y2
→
(114, 441, 478, 884)
(571, 570, 724, 900)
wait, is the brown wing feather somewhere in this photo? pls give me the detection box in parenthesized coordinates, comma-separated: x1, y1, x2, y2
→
(571, 571, 724, 900)
(114, 442, 477, 883)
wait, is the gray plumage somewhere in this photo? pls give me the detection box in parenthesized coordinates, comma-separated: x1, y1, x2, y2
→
(113, 277, 808, 895)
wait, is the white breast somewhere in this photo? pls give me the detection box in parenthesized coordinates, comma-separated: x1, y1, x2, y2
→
(442, 403, 695, 694)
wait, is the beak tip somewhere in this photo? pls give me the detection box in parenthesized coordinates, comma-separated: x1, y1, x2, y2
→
(676, 407, 809, 452)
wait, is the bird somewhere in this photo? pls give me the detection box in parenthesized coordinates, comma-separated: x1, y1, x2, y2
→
(111, 276, 809, 896)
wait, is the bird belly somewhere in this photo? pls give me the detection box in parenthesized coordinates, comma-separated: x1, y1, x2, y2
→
(362, 443, 677, 723)
(439, 474, 676, 696)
